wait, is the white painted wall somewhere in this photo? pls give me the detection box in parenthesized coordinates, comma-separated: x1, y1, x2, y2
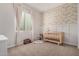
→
(0, 4, 16, 48)
(32, 11, 43, 40)
(78, 4, 79, 48)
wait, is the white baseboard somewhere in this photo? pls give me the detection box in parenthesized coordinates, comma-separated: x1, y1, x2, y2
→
(64, 41, 77, 46)
(8, 44, 16, 48)
(8, 41, 78, 48)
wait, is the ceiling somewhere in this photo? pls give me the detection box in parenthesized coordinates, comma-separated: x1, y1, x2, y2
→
(26, 3, 64, 12)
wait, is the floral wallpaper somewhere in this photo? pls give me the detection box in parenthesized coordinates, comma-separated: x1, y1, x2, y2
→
(43, 4, 77, 46)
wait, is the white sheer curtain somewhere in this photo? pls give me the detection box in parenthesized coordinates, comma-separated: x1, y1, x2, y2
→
(13, 4, 22, 31)
(13, 4, 22, 45)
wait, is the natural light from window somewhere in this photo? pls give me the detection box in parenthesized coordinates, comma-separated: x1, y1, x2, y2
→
(19, 10, 32, 32)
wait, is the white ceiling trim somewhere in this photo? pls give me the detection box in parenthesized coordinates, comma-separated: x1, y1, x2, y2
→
(26, 3, 64, 12)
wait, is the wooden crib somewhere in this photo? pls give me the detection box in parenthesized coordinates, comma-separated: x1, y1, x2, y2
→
(43, 32, 64, 45)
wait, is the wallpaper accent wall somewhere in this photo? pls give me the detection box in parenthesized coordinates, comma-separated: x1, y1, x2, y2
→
(43, 4, 77, 46)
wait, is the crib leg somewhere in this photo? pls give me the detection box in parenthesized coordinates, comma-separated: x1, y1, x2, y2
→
(58, 43, 60, 45)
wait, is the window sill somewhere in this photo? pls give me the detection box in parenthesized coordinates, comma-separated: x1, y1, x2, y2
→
(16, 31, 32, 32)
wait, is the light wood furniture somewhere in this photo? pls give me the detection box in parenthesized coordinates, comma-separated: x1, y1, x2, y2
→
(43, 32, 64, 45)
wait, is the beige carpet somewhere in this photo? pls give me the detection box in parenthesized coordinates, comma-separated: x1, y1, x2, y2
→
(8, 40, 79, 56)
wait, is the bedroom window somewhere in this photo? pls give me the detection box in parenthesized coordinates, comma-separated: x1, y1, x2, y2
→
(19, 10, 32, 32)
